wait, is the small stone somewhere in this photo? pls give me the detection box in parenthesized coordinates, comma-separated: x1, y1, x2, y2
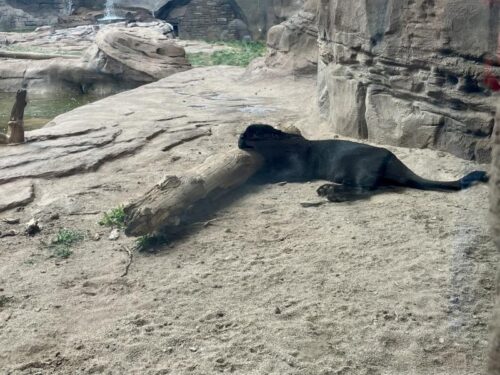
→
(25, 219, 41, 236)
(189, 347, 198, 352)
(0, 230, 17, 238)
(275, 307, 282, 314)
(93, 233, 101, 241)
(3, 218, 20, 225)
(216, 357, 225, 364)
(300, 201, 325, 208)
(108, 229, 120, 241)
(49, 213, 60, 221)
(439, 337, 445, 344)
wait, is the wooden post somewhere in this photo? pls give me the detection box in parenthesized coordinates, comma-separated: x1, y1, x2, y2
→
(124, 149, 264, 236)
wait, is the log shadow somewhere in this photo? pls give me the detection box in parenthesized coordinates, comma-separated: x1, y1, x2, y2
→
(136, 180, 266, 253)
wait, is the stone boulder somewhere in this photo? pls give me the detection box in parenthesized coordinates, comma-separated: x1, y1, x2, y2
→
(0, 24, 190, 95)
(84, 25, 190, 83)
(263, 0, 318, 75)
(316, 0, 499, 163)
(246, 0, 317, 77)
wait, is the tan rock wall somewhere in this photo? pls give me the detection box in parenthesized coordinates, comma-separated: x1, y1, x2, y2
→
(317, 0, 499, 162)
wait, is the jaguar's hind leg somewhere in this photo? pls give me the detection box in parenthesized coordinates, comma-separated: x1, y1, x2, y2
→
(316, 184, 373, 202)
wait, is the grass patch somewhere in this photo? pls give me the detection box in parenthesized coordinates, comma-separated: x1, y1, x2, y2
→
(188, 41, 266, 67)
(99, 206, 126, 228)
(0, 44, 81, 56)
(49, 228, 84, 259)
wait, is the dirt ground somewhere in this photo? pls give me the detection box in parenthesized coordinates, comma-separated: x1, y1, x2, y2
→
(0, 67, 496, 375)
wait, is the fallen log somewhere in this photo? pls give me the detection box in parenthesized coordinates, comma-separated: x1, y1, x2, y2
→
(124, 149, 264, 236)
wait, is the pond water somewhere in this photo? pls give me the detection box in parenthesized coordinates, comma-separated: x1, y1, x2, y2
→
(0, 93, 100, 133)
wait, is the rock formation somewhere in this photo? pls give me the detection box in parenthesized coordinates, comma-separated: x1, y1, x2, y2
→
(100, 0, 307, 40)
(0, 24, 191, 95)
(316, 0, 499, 163)
(260, 0, 318, 75)
(85, 25, 189, 83)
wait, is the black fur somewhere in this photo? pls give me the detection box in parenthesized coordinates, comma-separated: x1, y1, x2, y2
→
(238, 124, 489, 202)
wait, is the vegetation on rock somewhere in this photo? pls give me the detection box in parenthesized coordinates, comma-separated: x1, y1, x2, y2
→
(187, 41, 266, 67)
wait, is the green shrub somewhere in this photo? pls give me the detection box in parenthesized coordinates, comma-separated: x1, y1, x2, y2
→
(50, 228, 84, 259)
(188, 41, 266, 67)
(99, 206, 126, 228)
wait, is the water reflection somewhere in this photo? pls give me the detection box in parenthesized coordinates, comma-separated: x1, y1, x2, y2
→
(0, 93, 101, 132)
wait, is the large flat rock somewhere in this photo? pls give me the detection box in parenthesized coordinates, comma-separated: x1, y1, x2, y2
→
(0, 65, 316, 212)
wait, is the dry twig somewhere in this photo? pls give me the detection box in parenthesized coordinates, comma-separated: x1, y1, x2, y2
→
(119, 246, 134, 277)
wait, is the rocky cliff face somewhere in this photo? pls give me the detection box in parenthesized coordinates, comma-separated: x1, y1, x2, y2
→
(0, 0, 304, 39)
(316, 0, 499, 162)
(0, 0, 70, 30)
(117, 0, 304, 39)
(262, 0, 318, 75)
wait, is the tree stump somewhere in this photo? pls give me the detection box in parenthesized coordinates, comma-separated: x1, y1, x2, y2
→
(1, 89, 27, 145)
(124, 149, 264, 236)
(8, 89, 27, 144)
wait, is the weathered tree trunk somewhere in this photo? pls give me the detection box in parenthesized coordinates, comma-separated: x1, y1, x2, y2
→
(124, 149, 264, 236)
(0, 89, 27, 145)
(8, 89, 27, 144)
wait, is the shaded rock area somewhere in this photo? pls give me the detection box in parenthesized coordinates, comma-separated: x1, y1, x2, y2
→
(315, 0, 499, 163)
(0, 66, 495, 375)
(0, 23, 190, 95)
(0, 0, 69, 31)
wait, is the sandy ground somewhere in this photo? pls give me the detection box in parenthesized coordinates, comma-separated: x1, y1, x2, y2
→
(0, 67, 496, 375)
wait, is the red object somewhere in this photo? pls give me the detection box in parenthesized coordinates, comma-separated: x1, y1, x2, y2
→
(484, 72, 500, 91)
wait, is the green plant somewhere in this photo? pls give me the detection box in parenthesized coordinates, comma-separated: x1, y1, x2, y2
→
(49, 228, 84, 258)
(99, 206, 126, 228)
(53, 228, 84, 246)
(187, 41, 266, 67)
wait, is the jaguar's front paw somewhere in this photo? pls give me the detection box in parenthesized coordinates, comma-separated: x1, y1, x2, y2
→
(317, 184, 336, 198)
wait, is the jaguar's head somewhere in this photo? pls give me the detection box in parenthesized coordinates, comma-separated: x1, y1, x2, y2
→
(238, 124, 302, 152)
